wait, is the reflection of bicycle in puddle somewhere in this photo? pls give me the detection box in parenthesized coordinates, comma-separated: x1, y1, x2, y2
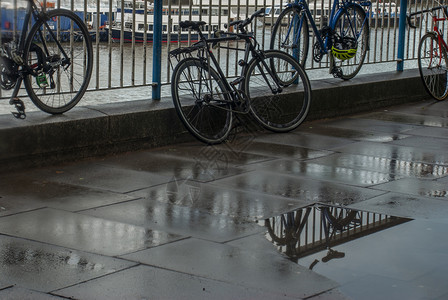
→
(264, 203, 408, 269)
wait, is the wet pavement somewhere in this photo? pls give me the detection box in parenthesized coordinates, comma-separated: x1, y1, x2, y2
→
(1, 98, 448, 299)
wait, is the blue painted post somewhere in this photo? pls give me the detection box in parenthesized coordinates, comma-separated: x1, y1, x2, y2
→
(152, 0, 162, 100)
(397, 0, 408, 71)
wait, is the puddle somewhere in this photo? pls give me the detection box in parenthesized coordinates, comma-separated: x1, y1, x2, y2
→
(262, 205, 448, 299)
(262, 204, 411, 270)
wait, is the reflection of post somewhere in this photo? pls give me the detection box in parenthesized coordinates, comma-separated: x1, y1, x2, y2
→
(152, 0, 162, 100)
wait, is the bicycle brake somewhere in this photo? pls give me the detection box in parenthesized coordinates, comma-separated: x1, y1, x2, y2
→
(10, 98, 26, 119)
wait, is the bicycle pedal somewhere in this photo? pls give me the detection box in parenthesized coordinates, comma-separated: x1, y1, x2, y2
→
(331, 67, 342, 78)
(10, 98, 26, 120)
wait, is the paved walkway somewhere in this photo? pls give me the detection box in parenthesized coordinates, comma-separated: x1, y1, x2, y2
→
(1, 98, 448, 299)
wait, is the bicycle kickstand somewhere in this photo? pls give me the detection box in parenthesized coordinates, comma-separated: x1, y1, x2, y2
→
(10, 97, 26, 119)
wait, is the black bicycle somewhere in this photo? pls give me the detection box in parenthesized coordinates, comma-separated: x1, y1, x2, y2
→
(0, 0, 93, 119)
(169, 9, 312, 144)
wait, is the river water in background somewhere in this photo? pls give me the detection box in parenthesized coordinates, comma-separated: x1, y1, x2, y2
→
(0, 25, 421, 115)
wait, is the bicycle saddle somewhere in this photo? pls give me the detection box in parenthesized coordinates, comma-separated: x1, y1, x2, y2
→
(180, 21, 207, 30)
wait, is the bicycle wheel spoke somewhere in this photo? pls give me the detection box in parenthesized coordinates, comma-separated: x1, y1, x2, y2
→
(418, 33, 448, 100)
(23, 9, 93, 114)
(171, 57, 233, 144)
(246, 51, 311, 132)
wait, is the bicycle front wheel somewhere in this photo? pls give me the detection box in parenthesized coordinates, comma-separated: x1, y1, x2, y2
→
(244, 50, 311, 132)
(332, 5, 369, 80)
(270, 6, 309, 67)
(23, 9, 93, 114)
(171, 57, 233, 144)
(418, 32, 448, 100)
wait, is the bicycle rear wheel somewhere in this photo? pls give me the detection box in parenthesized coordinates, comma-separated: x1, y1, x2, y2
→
(244, 50, 311, 132)
(418, 32, 448, 101)
(23, 9, 93, 114)
(270, 6, 309, 67)
(171, 57, 233, 144)
(332, 5, 369, 80)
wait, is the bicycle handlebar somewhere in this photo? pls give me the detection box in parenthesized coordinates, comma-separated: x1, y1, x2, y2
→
(225, 8, 266, 31)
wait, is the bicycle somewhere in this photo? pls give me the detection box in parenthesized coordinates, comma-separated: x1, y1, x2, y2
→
(169, 9, 311, 144)
(408, 6, 448, 101)
(270, 0, 371, 80)
(0, 0, 93, 119)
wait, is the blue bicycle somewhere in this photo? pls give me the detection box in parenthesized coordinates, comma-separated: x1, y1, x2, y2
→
(270, 0, 371, 80)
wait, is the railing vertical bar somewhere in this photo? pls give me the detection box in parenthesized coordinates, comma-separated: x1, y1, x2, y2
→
(152, 0, 162, 100)
(96, 0, 101, 90)
(166, 0, 171, 84)
(131, 0, 136, 86)
(120, 0, 125, 87)
(108, 0, 113, 88)
(143, 0, 148, 85)
(396, 0, 407, 71)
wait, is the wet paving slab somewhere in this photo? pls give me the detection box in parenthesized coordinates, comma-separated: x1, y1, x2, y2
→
(251, 159, 399, 187)
(360, 111, 448, 128)
(332, 141, 448, 165)
(95, 146, 266, 182)
(0, 208, 184, 256)
(254, 132, 358, 151)
(371, 178, 448, 199)
(53, 264, 298, 300)
(0, 287, 63, 299)
(389, 135, 448, 151)
(306, 153, 448, 179)
(0, 235, 136, 292)
(0, 173, 139, 216)
(29, 162, 172, 193)
(348, 192, 448, 220)
(403, 126, 448, 139)
(119, 238, 339, 299)
(299, 124, 410, 142)
(315, 117, 421, 135)
(213, 140, 334, 160)
(83, 184, 307, 242)
(211, 170, 385, 204)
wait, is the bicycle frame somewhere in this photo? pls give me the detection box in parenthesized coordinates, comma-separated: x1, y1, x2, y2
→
(188, 27, 283, 110)
(430, 13, 448, 68)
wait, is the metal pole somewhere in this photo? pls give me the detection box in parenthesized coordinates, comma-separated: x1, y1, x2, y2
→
(397, 0, 408, 71)
(152, 0, 162, 100)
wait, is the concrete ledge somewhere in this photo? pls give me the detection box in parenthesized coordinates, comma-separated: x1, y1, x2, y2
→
(0, 69, 429, 172)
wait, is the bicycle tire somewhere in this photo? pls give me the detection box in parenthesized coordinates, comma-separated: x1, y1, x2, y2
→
(418, 32, 448, 101)
(270, 6, 309, 67)
(332, 4, 369, 80)
(244, 50, 311, 132)
(23, 9, 93, 114)
(171, 57, 233, 144)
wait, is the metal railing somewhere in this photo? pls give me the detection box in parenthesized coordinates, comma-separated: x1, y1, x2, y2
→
(1, 0, 448, 102)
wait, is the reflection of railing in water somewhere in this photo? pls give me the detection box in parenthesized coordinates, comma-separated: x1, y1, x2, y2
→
(264, 204, 411, 265)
